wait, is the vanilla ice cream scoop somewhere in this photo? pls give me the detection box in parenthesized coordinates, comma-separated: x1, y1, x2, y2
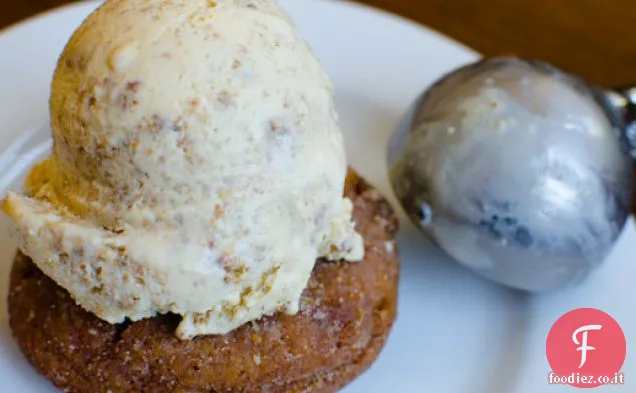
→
(2, 0, 363, 339)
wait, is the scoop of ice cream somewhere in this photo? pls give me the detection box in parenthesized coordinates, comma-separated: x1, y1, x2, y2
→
(2, 0, 363, 339)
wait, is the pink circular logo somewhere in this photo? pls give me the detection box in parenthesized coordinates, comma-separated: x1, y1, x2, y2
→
(546, 308, 626, 388)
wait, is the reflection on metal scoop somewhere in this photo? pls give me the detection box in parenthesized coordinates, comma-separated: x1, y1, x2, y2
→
(388, 57, 634, 292)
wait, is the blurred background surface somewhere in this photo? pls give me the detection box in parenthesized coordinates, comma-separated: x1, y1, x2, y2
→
(2, 0, 636, 88)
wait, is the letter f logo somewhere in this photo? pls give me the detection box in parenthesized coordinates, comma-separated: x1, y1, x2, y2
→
(573, 325, 603, 369)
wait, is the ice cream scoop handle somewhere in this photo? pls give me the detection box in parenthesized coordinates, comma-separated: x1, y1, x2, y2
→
(604, 85, 636, 158)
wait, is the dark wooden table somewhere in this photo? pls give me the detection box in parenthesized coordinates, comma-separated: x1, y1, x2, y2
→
(2, 0, 636, 88)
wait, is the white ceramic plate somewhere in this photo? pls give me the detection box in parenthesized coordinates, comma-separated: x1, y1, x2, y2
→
(0, 1, 633, 392)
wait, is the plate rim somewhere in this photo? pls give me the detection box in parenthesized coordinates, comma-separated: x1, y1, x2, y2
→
(0, 0, 480, 58)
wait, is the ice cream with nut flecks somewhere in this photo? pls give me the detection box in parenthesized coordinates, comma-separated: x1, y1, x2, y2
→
(1, 0, 364, 340)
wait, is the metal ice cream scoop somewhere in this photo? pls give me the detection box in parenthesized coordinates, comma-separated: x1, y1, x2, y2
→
(388, 57, 635, 292)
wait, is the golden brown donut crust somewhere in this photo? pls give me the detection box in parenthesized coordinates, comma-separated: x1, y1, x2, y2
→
(8, 170, 400, 393)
